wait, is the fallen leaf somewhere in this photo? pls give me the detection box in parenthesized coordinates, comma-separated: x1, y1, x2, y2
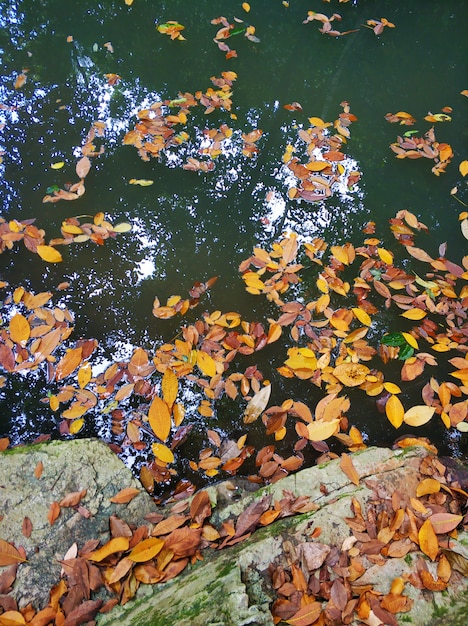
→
(340, 453, 359, 485)
(128, 537, 164, 562)
(244, 384, 271, 423)
(0, 539, 27, 566)
(86, 537, 130, 562)
(109, 487, 140, 504)
(403, 405, 435, 427)
(148, 396, 172, 442)
(418, 519, 439, 561)
(36, 245, 63, 263)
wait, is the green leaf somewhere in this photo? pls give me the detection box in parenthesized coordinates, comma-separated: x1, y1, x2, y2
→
(398, 343, 414, 360)
(381, 332, 406, 347)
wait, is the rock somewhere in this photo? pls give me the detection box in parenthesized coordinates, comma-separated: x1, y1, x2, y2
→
(1, 441, 468, 625)
(0, 438, 156, 609)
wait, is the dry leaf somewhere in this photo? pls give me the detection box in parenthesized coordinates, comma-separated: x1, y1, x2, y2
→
(109, 487, 140, 504)
(340, 453, 359, 485)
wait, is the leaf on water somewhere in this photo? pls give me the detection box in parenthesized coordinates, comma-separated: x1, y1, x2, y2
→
(401, 308, 426, 320)
(76, 156, 91, 178)
(9, 313, 30, 344)
(190, 490, 212, 525)
(69, 418, 84, 434)
(333, 362, 369, 387)
(109, 487, 140, 504)
(113, 222, 132, 233)
(55, 346, 83, 381)
(87, 536, 130, 562)
(405, 245, 434, 263)
(339, 453, 359, 485)
(162, 368, 178, 409)
(196, 350, 217, 378)
(242, 2, 251, 12)
(152, 442, 175, 464)
(36, 245, 63, 263)
(129, 179, 154, 186)
(403, 405, 434, 426)
(459, 160, 468, 177)
(306, 418, 340, 442)
(50, 161, 65, 169)
(128, 537, 164, 562)
(385, 394, 404, 428)
(418, 519, 439, 561)
(0, 539, 27, 566)
(77, 362, 92, 389)
(148, 396, 171, 441)
(244, 384, 271, 424)
(461, 219, 468, 240)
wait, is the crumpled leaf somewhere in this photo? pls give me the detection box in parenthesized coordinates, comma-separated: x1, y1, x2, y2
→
(333, 362, 370, 387)
(244, 384, 271, 424)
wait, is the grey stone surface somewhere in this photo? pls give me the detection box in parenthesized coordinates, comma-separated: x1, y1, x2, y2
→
(0, 438, 155, 609)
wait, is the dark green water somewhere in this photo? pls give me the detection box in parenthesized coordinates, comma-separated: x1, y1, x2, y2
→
(1, 1, 467, 487)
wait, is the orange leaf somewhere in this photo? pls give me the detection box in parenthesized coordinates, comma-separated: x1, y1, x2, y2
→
(148, 396, 171, 442)
(0, 539, 27, 566)
(405, 245, 433, 263)
(86, 536, 130, 562)
(36, 245, 63, 263)
(420, 570, 447, 591)
(385, 394, 404, 429)
(286, 601, 322, 625)
(418, 519, 439, 561)
(47, 501, 61, 525)
(9, 313, 30, 344)
(128, 537, 164, 563)
(0, 610, 26, 625)
(259, 509, 280, 525)
(55, 347, 83, 381)
(76, 156, 91, 179)
(109, 487, 140, 504)
(340, 453, 359, 486)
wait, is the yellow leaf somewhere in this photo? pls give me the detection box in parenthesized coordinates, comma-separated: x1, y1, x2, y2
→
(152, 442, 175, 464)
(306, 418, 340, 442)
(87, 536, 130, 562)
(418, 519, 439, 561)
(49, 395, 59, 411)
(0, 610, 26, 625)
(377, 247, 394, 265)
(69, 418, 84, 434)
(148, 396, 171, 441)
(128, 537, 164, 563)
(62, 404, 88, 419)
(50, 161, 65, 169)
(403, 405, 435, 427)
(383, 382, 401, 394)
(196, 350, 217, 378)
(351, 307, 372, 326)
(36, 245, 63, 263)
(333, 362, 370, 387)
(416, 478, 441, 497)
(129, 178, 153, 186)
(9, 313, 30, 344)
(124, 0, 134, 5)
(77, 362, 92, 389)
(385, 394, 404, 428)
(173, 402, 185, 426)
(401, 308, 426, 320)
(62, 224, 83, 235)
(113, 222, 132, 233)
(162, 368, 178, 409)
(242, 2, 250, 12)
(459, 160, 468, 177)
(402, 332, 419, 349)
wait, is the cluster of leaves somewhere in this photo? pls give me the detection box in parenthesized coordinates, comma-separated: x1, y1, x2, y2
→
(1, 441, 467, 626)
(1, 207, 468, 503)
(211, 13, 260, 59)
(0, 212, 131, 263)
(270, 451, 468, 625)
(303, 11, 394, 37)
(283, 101, 360, 203)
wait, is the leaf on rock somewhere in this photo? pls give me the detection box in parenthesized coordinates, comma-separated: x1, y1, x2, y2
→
(128, 537, 164, 563)
(190, 490, 212, 525)
(285, 601, 322, 625)
(418, 519, 439, 561)
(86, 537, 130, 562)
(109, 487, 140, 504)
(340, 453, 359, 485)
(0, 539, 27, 566)
(429, 513, 463, 534)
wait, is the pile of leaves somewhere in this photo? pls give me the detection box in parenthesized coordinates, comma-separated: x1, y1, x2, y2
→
(1, 443, 467, 625)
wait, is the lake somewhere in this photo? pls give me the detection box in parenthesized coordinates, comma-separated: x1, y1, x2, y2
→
(1, 0, 467, 495)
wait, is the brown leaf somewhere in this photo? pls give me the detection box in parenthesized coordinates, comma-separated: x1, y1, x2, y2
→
(190, 490, 212, 525)
(75, 156, 91, 179)
(34, 460, 44, 478)
(47, 501, 61, 525)
(59, 489, 87, 508)
(21, 517, 32, 538)
(151, 514, 189, 536)
(285, 601, 322, 625)
(429, 513, 463, 534)
(0, 539, 27, 566)
(234, 496, 271, 537)
(63, 599, 103, 626)
(109, 487, 140, 504)
(164, 527, 202, 557)
(339, 453, 360, 485)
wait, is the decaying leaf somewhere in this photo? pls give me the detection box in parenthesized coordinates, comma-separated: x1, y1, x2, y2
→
(244, 384, 271, 423)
